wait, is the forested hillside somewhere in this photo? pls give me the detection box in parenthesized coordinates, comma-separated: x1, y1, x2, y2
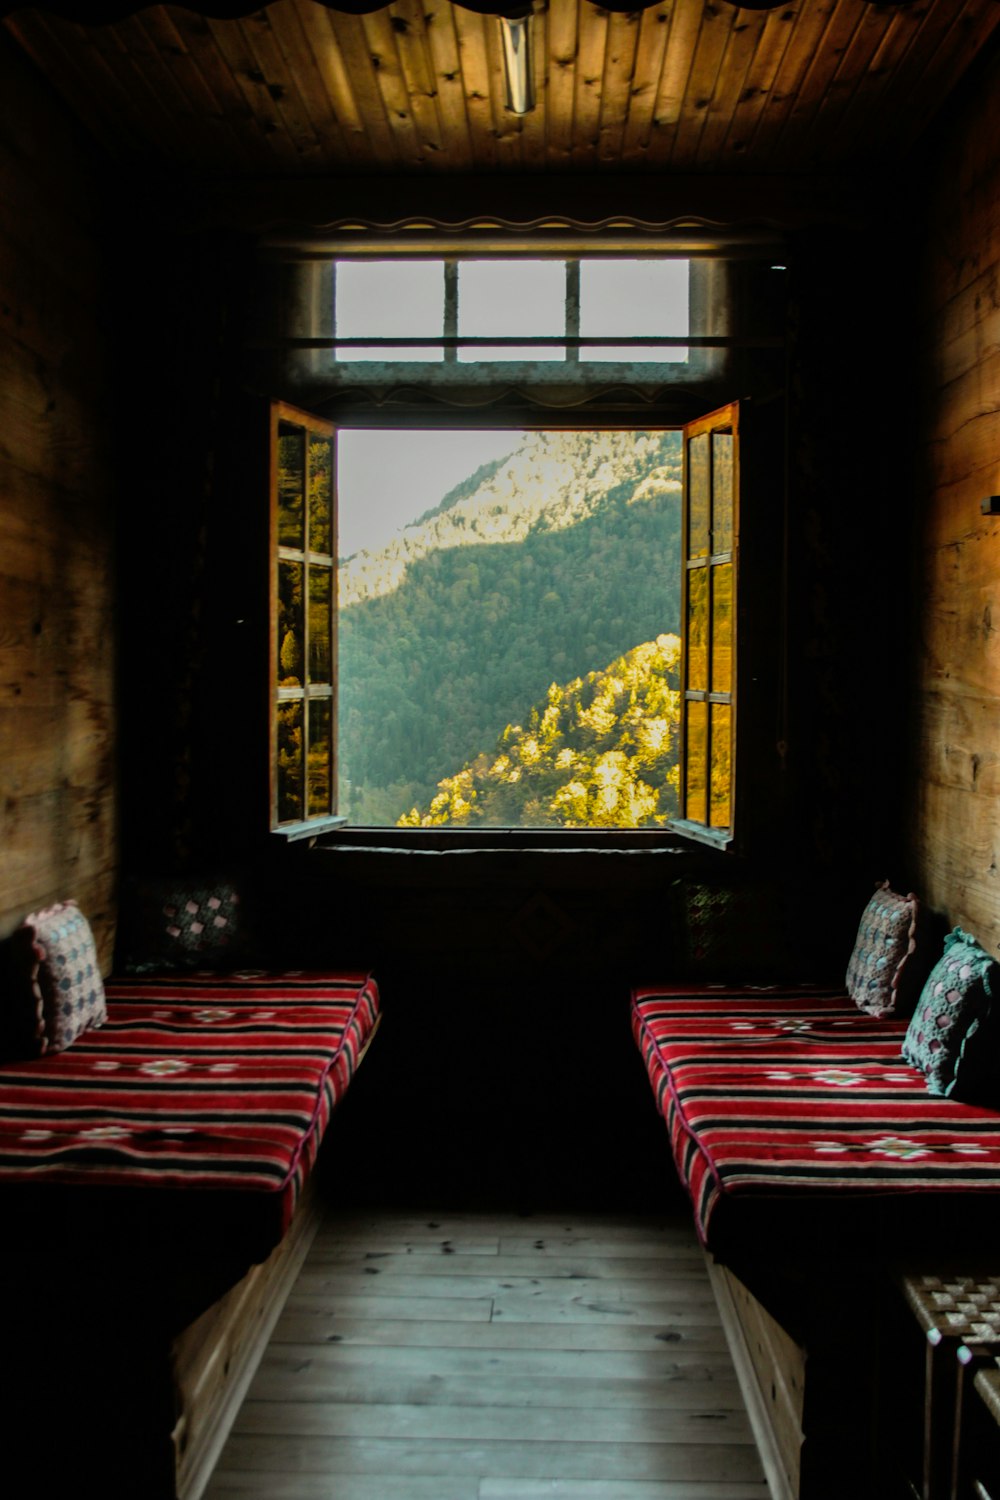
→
(338, 429, 682, 825)
(399, 635, 681, 828)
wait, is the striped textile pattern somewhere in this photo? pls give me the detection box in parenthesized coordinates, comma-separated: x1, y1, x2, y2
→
(0, 970, 380, 1237)
(631, 984, 1000, 1249)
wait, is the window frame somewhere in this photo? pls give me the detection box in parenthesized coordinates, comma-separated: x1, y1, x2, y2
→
(280, 251, 733, 398)
(671, 402, 739, 850)
(328, 255, 695, 369)
(269, 399, 345, 840)
(268, 249, 750, 851)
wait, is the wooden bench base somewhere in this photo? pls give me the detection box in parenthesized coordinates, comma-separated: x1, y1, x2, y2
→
(708, 1258, 805, 1500)
(706, 1253, 908, 1500)
(0, 1183, 323, 1499)
(171, 1179, 323, 1499)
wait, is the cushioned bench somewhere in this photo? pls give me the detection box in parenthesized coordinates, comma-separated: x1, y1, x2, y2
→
(630, 889, 1000, 1500)
(0, 967, 380, 1269)
(0, 894, 382, 1500)
(631, 981, 1000, 1261)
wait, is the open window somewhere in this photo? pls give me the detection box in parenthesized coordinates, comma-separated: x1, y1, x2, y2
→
(674, 403, 738, 848)
(269, 399, 740, 845)
(266, 241, 752, 840)
(269, 401, 341, 836)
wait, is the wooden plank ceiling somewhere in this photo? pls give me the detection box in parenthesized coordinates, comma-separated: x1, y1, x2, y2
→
(5, 0, 1000, 179)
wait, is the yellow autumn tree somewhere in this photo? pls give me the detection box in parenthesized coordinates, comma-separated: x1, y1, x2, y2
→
(399, 634, 681, 829)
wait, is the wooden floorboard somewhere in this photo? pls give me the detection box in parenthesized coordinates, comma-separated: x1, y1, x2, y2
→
(204, 1209, 768, 1500)
(272, 1314, 733, 1352)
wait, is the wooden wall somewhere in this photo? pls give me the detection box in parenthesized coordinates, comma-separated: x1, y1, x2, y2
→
(0, 34, 117, 967)
(909, 48, 1000, 949)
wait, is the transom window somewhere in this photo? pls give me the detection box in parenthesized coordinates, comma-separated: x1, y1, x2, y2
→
(331, 257, 690, 366)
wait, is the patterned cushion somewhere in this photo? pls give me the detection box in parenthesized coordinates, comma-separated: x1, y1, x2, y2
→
(902, 928, 1000, 1097)
(12, 901, 106, 1055)
(846, 881, 920, 1017)
(673, 879, 791, 981)
(117, 876, 244, 973)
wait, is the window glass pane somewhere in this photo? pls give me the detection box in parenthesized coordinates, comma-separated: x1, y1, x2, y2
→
(712, 430, 733, 554)
(309, 433, 333, 556)
(687, 432, 709, 559)
(277, 424, 305, 549)
(710, 702, 732, 829)
(337, 427, 684, 828)
(458, 260, 565, 361)
(336, 260, 444, 361)
(277, 699, 304, 823)
(307, 699, 333, 818)
(278, 560, 304, 687)
(308, 566, 332, 683)
(580, 258, 688, 362)
(711, 562, 733, 696)
(685, 700, 708, 825)
(687, 565, 708, 692)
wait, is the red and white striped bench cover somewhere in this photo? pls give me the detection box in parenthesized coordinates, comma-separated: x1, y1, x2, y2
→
(632, 983, 1000, 1251)
(0, 969, 379, 1252)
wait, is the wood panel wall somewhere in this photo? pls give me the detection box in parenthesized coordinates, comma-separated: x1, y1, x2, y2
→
(0, 34, 117, 967)
(908, 49, 1000, 949)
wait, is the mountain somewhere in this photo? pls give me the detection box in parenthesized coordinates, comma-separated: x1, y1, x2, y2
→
(337, 429, 683, 825)
(339, 429, 681, 605)
(399, 634, 682, 828)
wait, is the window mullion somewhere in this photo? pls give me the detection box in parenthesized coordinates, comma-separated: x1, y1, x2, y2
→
(565, 260, 580, 365)
(444, 260, 458, 366)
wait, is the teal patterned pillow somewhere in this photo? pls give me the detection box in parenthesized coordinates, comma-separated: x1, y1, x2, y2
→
(846, 881, 920, 1017)
(902, 928, 999, 1097)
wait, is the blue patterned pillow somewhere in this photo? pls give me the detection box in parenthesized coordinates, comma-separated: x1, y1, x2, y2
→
(14, 900, 106, 1054)
(846, 881, 920, 1017)
(902, 928, 999, 1097)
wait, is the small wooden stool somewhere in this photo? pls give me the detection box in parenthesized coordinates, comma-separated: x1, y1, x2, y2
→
(900, 1275, 1000, 1500)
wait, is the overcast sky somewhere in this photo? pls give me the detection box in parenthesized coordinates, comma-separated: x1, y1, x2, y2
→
(337, 428, 521, 559)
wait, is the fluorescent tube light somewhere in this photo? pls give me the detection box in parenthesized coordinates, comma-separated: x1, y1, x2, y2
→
(500, 15, 535, 116)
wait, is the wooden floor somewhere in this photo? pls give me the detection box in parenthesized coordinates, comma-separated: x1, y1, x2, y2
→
(204, 1209, 768, 1500)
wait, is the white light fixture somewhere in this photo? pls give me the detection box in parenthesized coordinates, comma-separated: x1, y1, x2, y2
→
(499, 15, 535, 116)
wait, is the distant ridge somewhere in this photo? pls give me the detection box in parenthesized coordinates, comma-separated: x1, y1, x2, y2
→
(340, 429, 681, 606)
(408, 452, 514, 530)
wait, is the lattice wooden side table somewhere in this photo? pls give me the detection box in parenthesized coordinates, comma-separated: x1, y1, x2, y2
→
(954, 1364, 1000, 1500)
(900, 1274, 1000, 1500)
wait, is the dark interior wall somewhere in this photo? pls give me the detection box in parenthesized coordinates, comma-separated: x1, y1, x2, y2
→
(907, 44, 1000, 952)
(784, 218, 916, 903)
(113, 227, 256, 881)
(0, 33, 117, 968)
